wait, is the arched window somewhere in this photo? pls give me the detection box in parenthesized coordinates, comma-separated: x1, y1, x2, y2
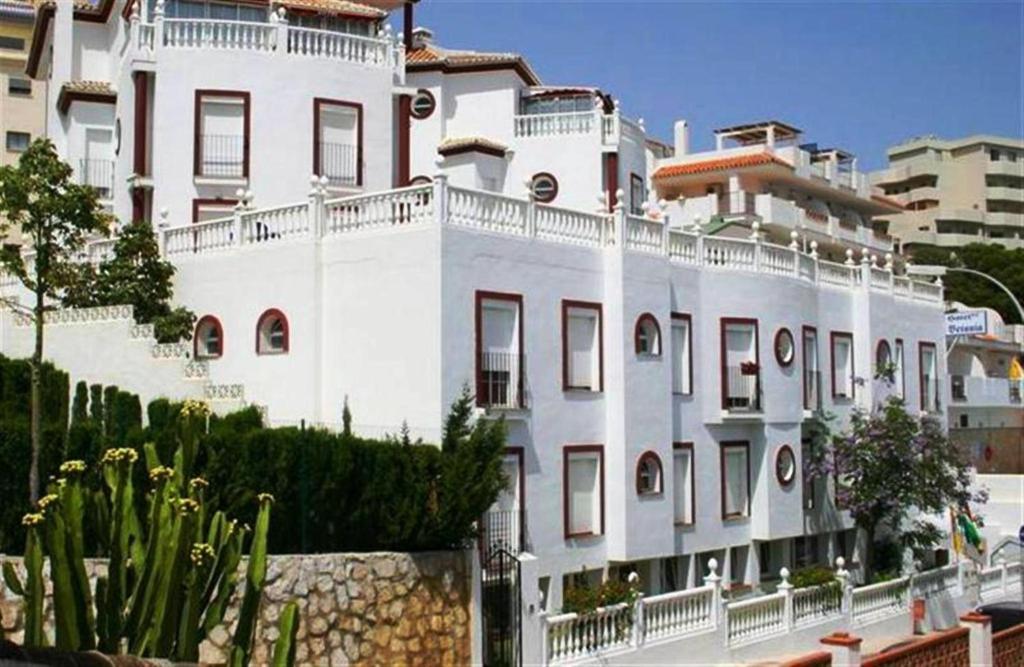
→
(635, 451, 663, 495)
(774, 328, 795, 367)
(876, 339, 892, 369)
(529, 172, 559, 203)
(634, 313, 661, 356)
(194, 316, 223, 359)
(409, 175, 432, 186)
(256, 309, 289, 355)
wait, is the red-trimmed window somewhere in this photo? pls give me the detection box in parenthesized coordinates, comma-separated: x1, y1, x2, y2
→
(673, 442, 695, 526)
(635, 313, 661, 356)
(564, 445, 604, 539)
(720, 441, 750, 520)
(629, 172, 646, 216)
(919, 341, 938, 412)
(635, 451, 663, 496)
(256, 309, 289, 355)
(802, 326, 819, 411)
(830, 332, 855, 400)
(721, 318, 760, 411)
(562, 300, 602, 392)
(194, 315, 224, 359)
(475, 291, 524, 409)
(671, 313, 693, 395)
(314, 98, 362, 188)
(194, 90, 249, 178)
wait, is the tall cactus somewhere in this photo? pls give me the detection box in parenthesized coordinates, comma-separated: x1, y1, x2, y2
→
(271, 601, 299, 667)
(229, 493, 274, 667)
(3, 515, 45, 647)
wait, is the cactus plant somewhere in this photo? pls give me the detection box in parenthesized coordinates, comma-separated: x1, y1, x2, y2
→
(271, 601, 299, 667)
(5, 400, 294, 665)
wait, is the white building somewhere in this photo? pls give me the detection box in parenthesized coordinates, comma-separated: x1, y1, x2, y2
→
(8, 0, 952, 616)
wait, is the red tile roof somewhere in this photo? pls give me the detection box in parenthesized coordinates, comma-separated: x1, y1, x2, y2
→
(652, 153, 792, 179)
(406, 46, 541, 85)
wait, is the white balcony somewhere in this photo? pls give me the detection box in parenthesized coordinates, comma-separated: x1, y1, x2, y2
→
(985, 186, 1024, 203)
(986, 159, 1024, 177)
(950, 375, 1023, 408)
(76, 158, 115, 200)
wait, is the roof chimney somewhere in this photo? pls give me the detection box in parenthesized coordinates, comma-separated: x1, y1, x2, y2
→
(674, 120, 690, 156)
(411, 27, 433, 50)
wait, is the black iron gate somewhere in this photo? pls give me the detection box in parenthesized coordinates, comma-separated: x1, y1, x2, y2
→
(481, 546, 522, 667)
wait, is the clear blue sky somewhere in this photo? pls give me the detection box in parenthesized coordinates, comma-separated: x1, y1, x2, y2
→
(414, 0, 1024, 169)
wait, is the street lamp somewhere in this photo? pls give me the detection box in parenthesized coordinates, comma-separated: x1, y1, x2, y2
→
(905, 264, 1024, 325)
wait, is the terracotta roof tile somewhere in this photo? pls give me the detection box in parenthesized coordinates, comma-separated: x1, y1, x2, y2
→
(57, 80, 116, 113)
(652, 152, 792, 179)
(274, 0, 385, 19)
(438, 136, 508, 158)
(61, 80, 115, 95)
(406, 45, 540, 85)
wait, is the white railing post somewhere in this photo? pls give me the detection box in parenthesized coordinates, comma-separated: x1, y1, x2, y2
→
(539, 612, 549, 666)
(694, 218, 705, 266)
(885, 253, 895, 293)
(308, 175, 326, 238)
(432, 173, 449, 225)
(859, 248, 871, 291)
(273, 7, 288, 53)
(154, 0, 165, 52)
(836, 557, 852, 616)
(789, 231, 801, 278)
(232, 199, 245, 246)
(632, 593, 645, 648)
(778, 567, 794, 632)
(613, 190, 626, 249)
(704, 558, 722, 629)
(526, 198, 537, 239)
(129, 0, 141, 49)
(810, 240, 819, 284)
(157, 208, 169, 257)
(751, 221, 763, 272)
(998, 555, 1008, 594)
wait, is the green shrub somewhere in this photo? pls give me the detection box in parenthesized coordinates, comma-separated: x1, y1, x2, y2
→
(789, 565, 837, 589)
(71, 381, 88, 426)
(562, 578, 639, 614)
(89, 384, 103, 422)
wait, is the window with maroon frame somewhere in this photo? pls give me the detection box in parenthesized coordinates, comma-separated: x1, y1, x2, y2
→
(635, 451, 663, 496)
(194, 90, 249, 178)
(830, 332, 854, 400)
(475, 291, 524, 409)
(256, 309, 289, 355)
(562, 300, 603, 391)
(635, 313, 661, 356)
(194, 315, 223, 359)
(720, 441, 750, 519)
(314, 98, 362, 188)
(564, 445, 604, 539)
(673, 443, 695, 525)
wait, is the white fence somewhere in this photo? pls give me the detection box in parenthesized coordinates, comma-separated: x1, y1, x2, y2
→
(151, 179, 944, 303)
(539, 557, 1018, 665)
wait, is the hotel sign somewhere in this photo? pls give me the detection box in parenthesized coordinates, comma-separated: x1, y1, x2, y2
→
(945, 310, 988, 337)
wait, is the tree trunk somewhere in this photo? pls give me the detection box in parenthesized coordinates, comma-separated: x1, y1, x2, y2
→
(28, 290, 43, 503)
(862, 523, 876, 585)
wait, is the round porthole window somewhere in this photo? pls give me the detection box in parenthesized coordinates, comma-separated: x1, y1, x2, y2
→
(775, 445, 796, 486)
(530, 172, 559, 203)
(410, 89, 436, 119)
(774, 328, 795, 367)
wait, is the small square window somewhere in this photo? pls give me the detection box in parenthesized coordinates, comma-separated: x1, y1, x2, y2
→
(8, 78, 31, 96)
(6, 131, 30, 153)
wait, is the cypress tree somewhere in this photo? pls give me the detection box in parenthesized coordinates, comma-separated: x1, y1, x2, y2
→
(71, 381, 88, 426)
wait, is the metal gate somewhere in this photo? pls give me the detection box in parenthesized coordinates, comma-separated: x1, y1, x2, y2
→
(481, 546, 522, 667)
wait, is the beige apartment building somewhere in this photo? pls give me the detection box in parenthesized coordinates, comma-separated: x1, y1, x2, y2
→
(1, 0, 42, 243)
(872, 135, 1024, 254)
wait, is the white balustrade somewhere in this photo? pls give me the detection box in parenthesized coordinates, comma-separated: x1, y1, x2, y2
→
(205, 383, 245, 400)
(601, 114, 619, 144)
(893, 275, 912, 297)
(152, 341, 190, 359)
(624, 215, 663, 254)
(912, 279, 943, 302)
(703, 236, 755, 271)
(818, 259, 857, 288)
(1007, 562, 1022, 585)
(641, 586, 714, 641)
(287, 27, 390, 67)
(667, 230, 698, 264)
(760, 243, 795, 275)
(85, 238, 117, 265)
(16, 305, 135, 326)
(980, 566, 1004, 599)
(545, 603, 634, 663)
(911, 564, 958, 599)
(164, 19, 275, 51)
(164, 216, 235, 257)
(447, 187, 528, 236)
(534, 204, 608, 248)
(792, 583, 843, 628)
(850, 577, 908, 624)
(514, 111, 597, 138)
(241, 202, 310, 243)
(138, 23, 155, 51)
(324, 185, 434, 234)
(797, 253, 816, 281)
(726, 592, 786, 645)
(870, 266, 890, 291)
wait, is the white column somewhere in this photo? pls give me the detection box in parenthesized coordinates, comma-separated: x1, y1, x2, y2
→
(704, 558, 722, 628)
(960, 613, 993, 666)
(519, 553, 544, 667)
(432, 173, 449, 225)
(821, 633, 863, 666)
(154, 0, 166, 55)
(779, 567, 794, 632)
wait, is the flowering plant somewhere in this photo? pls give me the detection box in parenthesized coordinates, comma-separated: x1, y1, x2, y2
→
(740, 361, 760, 375)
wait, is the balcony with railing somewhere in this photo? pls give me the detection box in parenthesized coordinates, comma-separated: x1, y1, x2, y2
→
(724, 365, 761, 413)
(949, 375, 1023, 407)
(477, 351, 526, 410)
(198, 134, 245, 178)
(317, 142, 358, 187)
(77, 159, 115, 200)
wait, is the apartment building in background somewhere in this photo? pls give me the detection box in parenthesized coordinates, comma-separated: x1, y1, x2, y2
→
(871, 135, 1024, 254)
(1, 0, 44, 245)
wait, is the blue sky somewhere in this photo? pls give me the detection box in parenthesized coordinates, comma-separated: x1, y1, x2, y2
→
(414, 0, 1024, 169)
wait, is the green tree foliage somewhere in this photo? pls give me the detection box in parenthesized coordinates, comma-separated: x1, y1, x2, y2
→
(0, 139, 111, 501)
(805, 397, 983, 581)
(89, 384, 103, 422)
(911, 244, 1024, 323)
(61, 220, 196, 343)
(71, 381, 88, 426)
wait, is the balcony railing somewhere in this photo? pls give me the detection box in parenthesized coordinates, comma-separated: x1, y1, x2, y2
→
(317, 141, 358, 187)
(725, 366, 761, 412)
(198, 134, 245, 177)
(480, 509, 526, 556)
(478, 351, 526, 410)
(803, 369, 822, 411)
(78, 159, 114, 199)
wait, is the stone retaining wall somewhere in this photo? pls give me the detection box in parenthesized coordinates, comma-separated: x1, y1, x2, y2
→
(0, 551, 474, 666)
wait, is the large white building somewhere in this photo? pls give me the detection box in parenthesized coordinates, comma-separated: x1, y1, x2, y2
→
(6, 0, 952, 615)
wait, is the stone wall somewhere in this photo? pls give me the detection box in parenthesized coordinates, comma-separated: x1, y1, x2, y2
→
(1, 551, 474, 666)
